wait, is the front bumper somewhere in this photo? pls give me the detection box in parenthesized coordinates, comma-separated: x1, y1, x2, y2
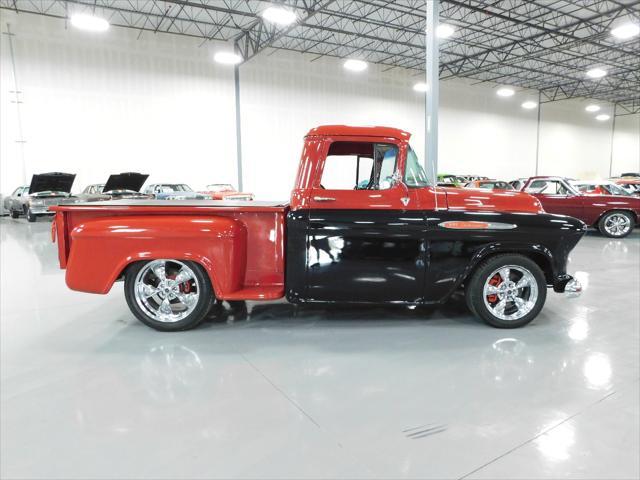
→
(29, 205, 55, 215)
(553, 274, 582, 297)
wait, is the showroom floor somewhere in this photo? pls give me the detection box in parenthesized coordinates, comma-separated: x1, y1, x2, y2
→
(1, 216, 638, 479)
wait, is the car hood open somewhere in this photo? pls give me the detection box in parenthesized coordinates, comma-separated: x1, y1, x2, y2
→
(28, 172, 76, 194)
(103, 172, 148, 193)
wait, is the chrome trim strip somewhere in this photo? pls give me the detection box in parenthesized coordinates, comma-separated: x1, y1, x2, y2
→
(438, 221, 517, 230)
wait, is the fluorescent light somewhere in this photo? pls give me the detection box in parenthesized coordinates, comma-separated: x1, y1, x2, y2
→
(496, 87, 515, 97)
(521, 101, 537, 109)
(611, 23, 640, 39)
(595, 114, 610, 121)
(214, 51, 243, 65)
(343, 59, 367, 72)
(585, 104, 601, 112)
(436, 24, 455, 39)
(586, 68, 607, 79)
(261, 6, 297, 26)
(413, 82, 428, 92)
(70, 13, 109, 32)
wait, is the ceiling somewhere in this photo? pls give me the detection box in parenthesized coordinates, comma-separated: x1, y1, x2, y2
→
(2, 0, 639, 114)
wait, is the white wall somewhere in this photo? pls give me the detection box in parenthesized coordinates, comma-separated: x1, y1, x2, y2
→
(240, 50, 542, 199)
(0, 10, 237, 194)
(1, 11, 638, 199)
(611, 113, 640, 176)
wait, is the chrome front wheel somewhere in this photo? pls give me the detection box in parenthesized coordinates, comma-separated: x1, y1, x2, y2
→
(600, 211, 633, 238)
(125, 259, 213, 331)
(466, 254, 547, 328)
(482, 265, 538, 321)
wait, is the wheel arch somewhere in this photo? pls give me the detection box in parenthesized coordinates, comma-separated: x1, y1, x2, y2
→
(594, 208, 638, 227)
(462, 244, 555, 288)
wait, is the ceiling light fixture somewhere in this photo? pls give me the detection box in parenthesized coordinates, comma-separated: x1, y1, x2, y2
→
(343, 59, 367, 72)
(595, 114, 610, 121)
(436, 24, 455, 39)
(214, 51, 243, 65)
(585, 104, 601, 112)
(521, 101, 537, 109)
(261, 6, 297, 26)
(611, 23, 640, 39)
(496, 87, 515, 97)
(586, 68, 607, 79)
(413, 82, 428, 92)
(70, 13, 109, 32)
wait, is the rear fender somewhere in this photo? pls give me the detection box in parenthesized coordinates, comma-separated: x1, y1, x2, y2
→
(65, 215, 247, 295)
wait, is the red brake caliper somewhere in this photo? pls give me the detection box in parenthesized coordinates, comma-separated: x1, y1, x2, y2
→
(487, 274, 501, 303)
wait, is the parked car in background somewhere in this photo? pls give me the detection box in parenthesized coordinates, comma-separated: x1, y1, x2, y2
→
(571, 180, 635, 197)
(509, 178, 529, 190)
(76, 173, 152, 202)
(199, 184, 254, 201)
(465, 180, 514, 190)
(143, 183, 209, 200)
(519, 176, 640, 238)
(611, 177, 640, 196)
(4, 172, 76, 222)
(620, 172, 640, 178)
(437, 174, 466, 187)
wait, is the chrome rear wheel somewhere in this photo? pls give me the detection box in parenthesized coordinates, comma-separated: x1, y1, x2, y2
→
(125, 259, 213, 331)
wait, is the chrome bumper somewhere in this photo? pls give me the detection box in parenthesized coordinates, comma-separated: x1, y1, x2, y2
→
(564, 278, 582, 298)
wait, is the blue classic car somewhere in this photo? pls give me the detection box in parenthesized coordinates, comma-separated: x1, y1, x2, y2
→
(142, 183, 208, 200)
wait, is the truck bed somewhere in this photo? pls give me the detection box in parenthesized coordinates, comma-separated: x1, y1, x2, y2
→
(51, 199, 288, 300)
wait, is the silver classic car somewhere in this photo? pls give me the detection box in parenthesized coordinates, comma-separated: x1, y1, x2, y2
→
(76, 172, 152, 202)
(4, 172, 76, 222)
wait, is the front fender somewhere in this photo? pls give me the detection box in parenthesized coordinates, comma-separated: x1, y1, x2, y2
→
(65, 215, 247, 295)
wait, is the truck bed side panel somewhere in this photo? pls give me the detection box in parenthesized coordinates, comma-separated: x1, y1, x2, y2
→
(54, 206, 285, 298)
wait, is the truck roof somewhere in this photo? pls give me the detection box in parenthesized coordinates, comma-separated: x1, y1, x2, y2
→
(306, 125, 411, 140)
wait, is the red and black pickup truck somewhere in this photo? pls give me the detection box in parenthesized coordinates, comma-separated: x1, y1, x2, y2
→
(51, 125, 585, 332)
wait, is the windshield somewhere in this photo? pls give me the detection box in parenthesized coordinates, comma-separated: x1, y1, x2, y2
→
(206, 184, 234, 192)
(404, 147, 430, 187)
(161, 184, 192, 192)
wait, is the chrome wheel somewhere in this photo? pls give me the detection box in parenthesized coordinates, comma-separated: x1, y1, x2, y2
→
(134, 260, 200, 323)
(483, 265, 538, 321)
(604, 213, 631, 237)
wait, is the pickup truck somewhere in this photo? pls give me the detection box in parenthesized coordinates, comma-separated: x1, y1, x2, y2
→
(51, 125, 585, 332)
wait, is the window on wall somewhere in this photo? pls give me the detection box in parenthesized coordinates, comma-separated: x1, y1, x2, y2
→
(320, 142, 398, 190)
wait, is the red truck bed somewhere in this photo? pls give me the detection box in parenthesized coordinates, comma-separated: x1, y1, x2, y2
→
(51, 200, 288, 300)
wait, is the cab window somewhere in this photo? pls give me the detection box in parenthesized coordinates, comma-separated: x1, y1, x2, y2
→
(320, 142, 398, 190)
(404, 147, 430, 187)
(526, 180, 573, 195)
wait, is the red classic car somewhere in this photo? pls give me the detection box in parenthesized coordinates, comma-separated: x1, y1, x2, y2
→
(199, 184, 254, 201)
(51, 126, 585, 332)
(520, 176, 640, 238)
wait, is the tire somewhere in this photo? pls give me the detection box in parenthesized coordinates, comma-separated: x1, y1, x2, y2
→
(26, 209, 37, 222)
(598, 210, 634, 238)
(465, 254, 547, 328)
(10, 209, 19, 219)
(124, 259, 214, 332)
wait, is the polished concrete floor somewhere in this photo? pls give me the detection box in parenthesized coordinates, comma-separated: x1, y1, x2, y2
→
(1, 216, 639, 479)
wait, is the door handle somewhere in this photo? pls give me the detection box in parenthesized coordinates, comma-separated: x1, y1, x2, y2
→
(313, 196, 336, 202)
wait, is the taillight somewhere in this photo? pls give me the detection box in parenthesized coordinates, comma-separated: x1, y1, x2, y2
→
(51, 215, 57, 243)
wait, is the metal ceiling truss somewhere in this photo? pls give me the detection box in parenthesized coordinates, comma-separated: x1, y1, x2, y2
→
(2, 0, 639, 113)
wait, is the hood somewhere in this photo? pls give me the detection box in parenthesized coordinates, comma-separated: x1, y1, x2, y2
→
(103, 172, 148, 193)
(29, 172, 75, 194)
(442, 187, 544, 214)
